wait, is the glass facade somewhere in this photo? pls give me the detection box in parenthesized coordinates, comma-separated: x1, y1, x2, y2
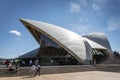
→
(37, 33, 79, 66)
(39, 33, 60, 48)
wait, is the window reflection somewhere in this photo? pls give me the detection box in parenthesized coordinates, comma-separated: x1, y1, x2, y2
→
(39, 33, 60, 48)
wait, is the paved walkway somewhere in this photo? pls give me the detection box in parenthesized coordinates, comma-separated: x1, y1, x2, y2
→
(0, 70, 120, 80)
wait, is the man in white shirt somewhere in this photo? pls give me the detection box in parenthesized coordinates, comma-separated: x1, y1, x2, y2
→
(30, 64, 36, 77)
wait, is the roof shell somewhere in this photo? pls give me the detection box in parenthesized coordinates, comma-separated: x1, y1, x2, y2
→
(83, 38, 106, 49)
(20, 19, 87, 62)
(83, 33, 111, 51)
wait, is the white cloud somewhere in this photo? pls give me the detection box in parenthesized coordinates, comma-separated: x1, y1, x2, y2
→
(92, 4, 100, 10)
(107, 16, 120, 31)
(70, 2, 80, 13)
(9, 30, 21, 36)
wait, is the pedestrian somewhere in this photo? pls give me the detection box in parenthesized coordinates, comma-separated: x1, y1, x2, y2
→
(8, 63, 15, 73)
(5, 59, 10, 68)
(35, 59, 39, 65)
(22, 60, 25, 66)
(13, 59, 16, 65)
(35, 64, 41, 76)
(15, 64, 20, 74)
(30, 64, 36, 77)
(93, 58, 96, 66)
(29, 59, 32, 66)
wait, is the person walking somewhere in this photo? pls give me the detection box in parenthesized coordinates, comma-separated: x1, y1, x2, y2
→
(93, 58, 96, 66)
(15, 64, 20, 74)
(35, 64, 41, 76)
(30, 64, 36, 77)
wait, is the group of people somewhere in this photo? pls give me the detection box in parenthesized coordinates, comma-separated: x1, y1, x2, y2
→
(4, 59, 15, 67)
(8, 63, 19, 73)
(20, 59, 39, 67)
(4, 59, 19, 73)
(6, 58, 41, 77)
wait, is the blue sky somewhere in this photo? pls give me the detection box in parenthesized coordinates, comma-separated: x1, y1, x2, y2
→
(0, 0, 120, 58)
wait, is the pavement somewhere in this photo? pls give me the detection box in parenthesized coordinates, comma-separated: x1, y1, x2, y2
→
(0, 64, 120, 80)
(0, 70, 120, 80)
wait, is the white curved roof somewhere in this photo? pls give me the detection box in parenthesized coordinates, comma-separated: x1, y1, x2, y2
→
(83, 33, 111, 51)
(20, 19, 112, 63)
(20, 19, 86, 62)
(83, 37, 106, 49)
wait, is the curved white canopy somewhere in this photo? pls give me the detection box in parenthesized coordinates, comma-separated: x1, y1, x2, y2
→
(20, 18, 87, 62)
(20, 19, 112, 63)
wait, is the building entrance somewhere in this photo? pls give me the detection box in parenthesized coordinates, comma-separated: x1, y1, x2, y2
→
(92, 49, 108, 64)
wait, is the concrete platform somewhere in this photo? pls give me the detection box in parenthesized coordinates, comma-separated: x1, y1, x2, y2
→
(0, 70, 120, 80)
(0, 64, 120, 80)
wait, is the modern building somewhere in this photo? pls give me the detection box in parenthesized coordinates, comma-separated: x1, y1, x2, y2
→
(19, 18, 113, 65)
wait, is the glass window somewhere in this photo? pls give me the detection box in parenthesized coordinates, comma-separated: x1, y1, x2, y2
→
(39, 33, 60, 48)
